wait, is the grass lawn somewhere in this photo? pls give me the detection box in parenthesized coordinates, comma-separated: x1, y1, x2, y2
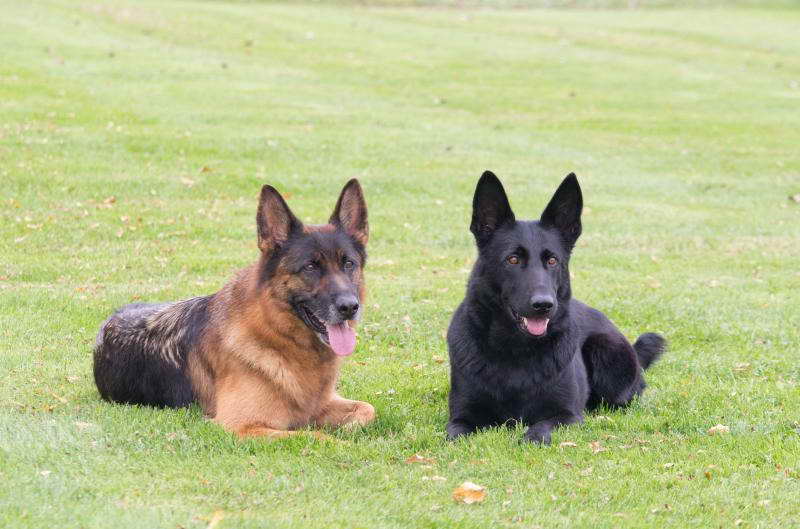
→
(1, 1, 799, 527)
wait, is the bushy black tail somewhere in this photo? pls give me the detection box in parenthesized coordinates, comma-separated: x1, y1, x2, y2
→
(633, 332, 666, 370)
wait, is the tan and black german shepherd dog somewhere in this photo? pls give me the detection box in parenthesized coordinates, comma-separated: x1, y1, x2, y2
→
(93, 180, 375, 439)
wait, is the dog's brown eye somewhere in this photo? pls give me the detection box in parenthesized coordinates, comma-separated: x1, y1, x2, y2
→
(547, 257, 558, 266)
(343, 259, 355, 270)
(507, 255, 519, 265)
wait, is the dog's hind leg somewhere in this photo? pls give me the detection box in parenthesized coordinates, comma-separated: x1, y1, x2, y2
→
(581, 331, 645, 411)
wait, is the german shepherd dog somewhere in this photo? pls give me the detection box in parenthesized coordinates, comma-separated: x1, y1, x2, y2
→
(93, 180, 376, 439)
(446, 171, 666, 444)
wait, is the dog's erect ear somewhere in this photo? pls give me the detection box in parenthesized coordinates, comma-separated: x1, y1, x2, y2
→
(540, 173, 583, 249)
(256, 185, 303, 253)
(330, 178, 368, 246)
(470, 171, 515, 245)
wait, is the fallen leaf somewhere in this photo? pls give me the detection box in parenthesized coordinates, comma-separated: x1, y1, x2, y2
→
(789, 193, 800, 203)
(206, 510, 225, 529)
(707, 424, 730, 435)
(733, 363, 751, 372)
(559, 441, 577, 448)
(663, 463, 674, 469)
(589, 441, 605, 454)
(452, 481, 487, 504)
(422, 475, 447, 482)
(200, 166, 213, 173)
(180, 177, 195, 187)
(406, 454, 435, 465)
(40, 470, 51, 477)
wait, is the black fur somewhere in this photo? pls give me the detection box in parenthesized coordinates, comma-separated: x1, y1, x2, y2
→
(93, 296, 211, 408)
(446, 171, 666, 444)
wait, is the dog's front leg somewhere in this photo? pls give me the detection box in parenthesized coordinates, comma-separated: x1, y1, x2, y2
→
(235, 424, 330, 440)
(445, 420, 476, 440)
(523, 413, 583, 445)
(315, 396, 376, 428)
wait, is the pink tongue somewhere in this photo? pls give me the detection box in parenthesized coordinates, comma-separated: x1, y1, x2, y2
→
(325, 323, 356, 356)
(524, 317, 549, 336)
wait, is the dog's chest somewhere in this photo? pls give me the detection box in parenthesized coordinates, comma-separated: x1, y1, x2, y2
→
(472, 344, 586, 419)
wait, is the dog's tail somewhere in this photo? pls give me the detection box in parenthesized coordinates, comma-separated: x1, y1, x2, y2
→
(633, 333, 666, 370)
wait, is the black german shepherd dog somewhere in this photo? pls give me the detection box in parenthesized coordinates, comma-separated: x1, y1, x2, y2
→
(446, 171, 666, 444)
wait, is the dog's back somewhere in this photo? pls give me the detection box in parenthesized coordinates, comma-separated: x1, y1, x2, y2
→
(93, 296, 211, 408)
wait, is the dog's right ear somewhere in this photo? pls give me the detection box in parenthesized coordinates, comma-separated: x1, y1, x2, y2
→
(470, 171, 515, 245)
(256, 185, 303, 253)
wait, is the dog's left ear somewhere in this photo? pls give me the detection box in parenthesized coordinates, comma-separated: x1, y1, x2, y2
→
(540, 173, 583, 249)
(330, 179, 368, 246)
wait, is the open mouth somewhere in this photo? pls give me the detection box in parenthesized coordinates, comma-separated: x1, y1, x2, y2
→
(298, 304, 357, 356)
(510, 308, 550, 337)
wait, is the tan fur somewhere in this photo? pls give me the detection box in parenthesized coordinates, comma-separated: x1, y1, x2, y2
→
(192, 261, 373, 440)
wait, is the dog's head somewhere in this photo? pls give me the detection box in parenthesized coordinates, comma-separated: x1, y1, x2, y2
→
(470, 171, 582, 338)
(256, 179, 368, 356)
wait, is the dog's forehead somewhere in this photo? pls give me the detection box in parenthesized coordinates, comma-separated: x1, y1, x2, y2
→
(496, 221, 563, 253)
(287, 228, 357, 261)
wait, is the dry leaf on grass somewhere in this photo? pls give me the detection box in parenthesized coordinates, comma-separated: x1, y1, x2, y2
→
(559, 441, 577, 448)
(589, 441, 606, 454)
(733, 363, 751, 373)
(405, 454, 435, 465)
(708, 424, 730, 435)
(452, 481, 487, 504)
(206, 510, 225, 529)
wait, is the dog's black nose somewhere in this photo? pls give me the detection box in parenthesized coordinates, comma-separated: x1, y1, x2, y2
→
(530, 296, 554, 312)
(335, 295, 359, 319)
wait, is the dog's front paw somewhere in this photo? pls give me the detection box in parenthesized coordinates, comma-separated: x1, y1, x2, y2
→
(446, 421, 474, 441)
(345, 401, 375, 427)
(522, 426, 552, 445)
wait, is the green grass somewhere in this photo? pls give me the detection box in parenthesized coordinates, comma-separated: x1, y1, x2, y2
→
(2, 1, 799, 527)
